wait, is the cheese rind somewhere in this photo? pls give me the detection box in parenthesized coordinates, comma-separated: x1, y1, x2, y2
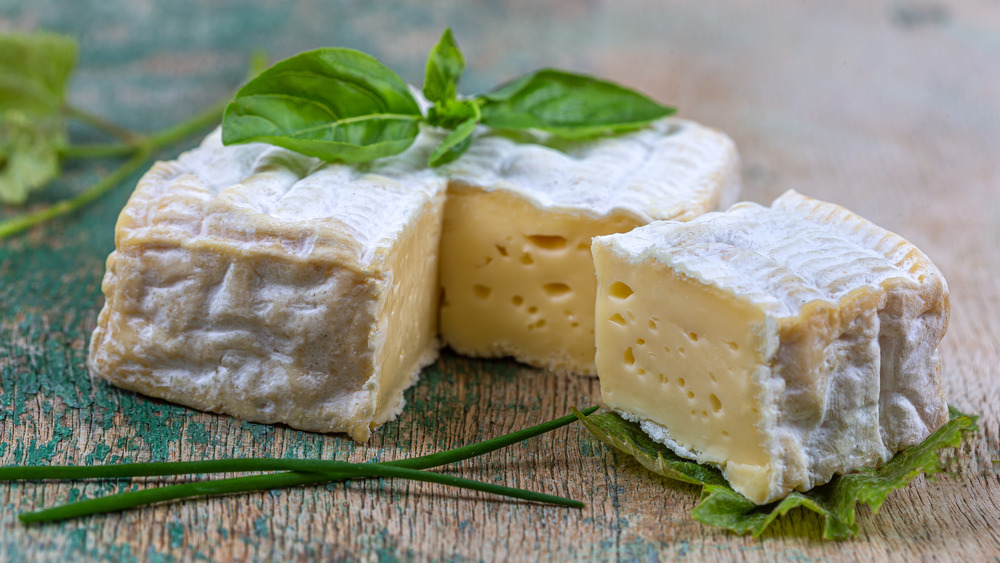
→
(438, 119, 741, 374)
(592, 190, 949, 503)
(88, 129, 446, 441)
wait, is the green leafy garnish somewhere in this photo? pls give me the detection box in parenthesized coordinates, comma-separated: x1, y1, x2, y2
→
(223, 29, 675, 167)
(574, 406, 978, 540)
(423, 28, 464, 106)
(428, 101, 480, 166)
(222, 47, 423, 163)
(0, 32, 77, 204)
(479, 69, 676, 138)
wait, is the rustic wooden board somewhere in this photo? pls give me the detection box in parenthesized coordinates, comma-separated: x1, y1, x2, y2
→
(1, 1, 998, 560)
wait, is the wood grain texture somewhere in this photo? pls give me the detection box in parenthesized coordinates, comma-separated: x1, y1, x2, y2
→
(1, 0, 998, 560)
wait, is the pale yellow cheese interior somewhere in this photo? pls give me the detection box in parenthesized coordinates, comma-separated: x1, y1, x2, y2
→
(439, 183, 641, 374)
(372, 197, 444, 426)
(594, 248, 772, 500)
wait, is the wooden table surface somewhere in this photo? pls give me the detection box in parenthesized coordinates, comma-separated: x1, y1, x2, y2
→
(2, 1, 998, 561)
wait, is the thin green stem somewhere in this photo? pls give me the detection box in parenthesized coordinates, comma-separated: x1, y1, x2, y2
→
(0, 148, 151, 239)
(14, 407, 597, 523)
(390, 405, 598, 469)
(1, 100, 228, 241)
(144, 100, 227, 151)
(19, 462, 582, 523)
(0, 407, 598, 481)
(63, 104, 141, 143)
(59, 143, 137, 160)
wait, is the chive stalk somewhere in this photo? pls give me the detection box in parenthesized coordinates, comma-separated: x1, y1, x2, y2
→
(10, 406, 597, 523)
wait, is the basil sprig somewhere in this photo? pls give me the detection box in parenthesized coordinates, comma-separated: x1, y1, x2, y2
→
(223, 29, 675, 166)
(222, 48, 423, 163)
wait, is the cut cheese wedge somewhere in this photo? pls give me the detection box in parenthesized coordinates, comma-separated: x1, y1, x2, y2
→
(592, 190, 949, 503)
(438, 119, 740, 374)
(88, 129, 446, 441)
(89, 116, 740, 441)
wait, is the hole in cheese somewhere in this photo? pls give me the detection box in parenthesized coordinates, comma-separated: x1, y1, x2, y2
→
(709, 393, 722, 413)
(542, 282, 571, 297)
(609, 313, 626, 326)
(521, 253, 534, 265)
(528, 306, 538, 314)
(678, 377, 686, 387)
(726, 340, 739, 351)
(648, 319, 657, 330)
(512, 295, 524, 306)
(688, 332, 699, 342)
(473, 284, 492, 299)
(637, 368, 646, 375)
(624, 347, 635, 365)
(526, 234, 567, 250)
(496, 245, 508, 256)
(686, 390, 695, 399)
(636, 338, 645, 345)
(658, 373, 668, 384)
(609, 282, 633, 299)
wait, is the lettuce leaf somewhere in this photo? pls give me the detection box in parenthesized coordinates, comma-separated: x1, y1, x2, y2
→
(0, 31, 77, 204)
(573, 406, 977, 540)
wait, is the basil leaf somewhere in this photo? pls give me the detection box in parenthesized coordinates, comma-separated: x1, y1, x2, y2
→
(575, 407, 977, 540)
(429, 113, 478, 167)
(423, 28, 464, 104)
(478, 69, 675, 138)
(222, 48, 423, 163)
(0, 32, 76, 204)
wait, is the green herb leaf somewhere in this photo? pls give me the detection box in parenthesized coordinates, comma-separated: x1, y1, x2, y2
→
(0, 32, 77, 116)
(478, 69, 675, 139)
(571, 407, 728, 488)
(575, 407, 978, 540)
(222, 48, 423, 163)
(423, 28, 464, 104)
(428, 118, 476, 167)
(428, 100, 480, 167)
(0, 112, 64, 205)
(0, 31, 77, 204)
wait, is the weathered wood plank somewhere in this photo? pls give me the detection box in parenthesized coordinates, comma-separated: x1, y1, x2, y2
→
(1, 0, 998, 560)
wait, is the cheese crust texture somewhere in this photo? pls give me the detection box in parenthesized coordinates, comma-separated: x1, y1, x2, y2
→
(438, 119, 740, 374)
(88, 129, 446, 441)
(592, 190, 949, 503)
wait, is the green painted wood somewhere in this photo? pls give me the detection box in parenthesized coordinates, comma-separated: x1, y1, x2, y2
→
(2, 1, 998, 560)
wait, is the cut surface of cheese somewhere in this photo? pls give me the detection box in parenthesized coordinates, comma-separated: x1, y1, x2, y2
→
(438, 119, 741, 374)
(88, 128, 446, 441)
(592, 190, 950, 503)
